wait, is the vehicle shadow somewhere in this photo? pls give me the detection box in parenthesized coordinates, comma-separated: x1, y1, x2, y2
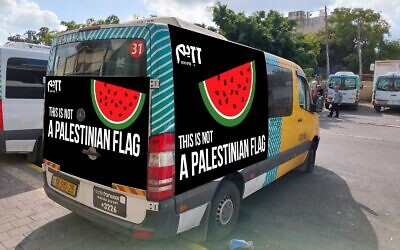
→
(16, 212, 191, 250)
(0, 154, 42, 199)
(16, 167, 378, 250)
(203, 166, 378, 250)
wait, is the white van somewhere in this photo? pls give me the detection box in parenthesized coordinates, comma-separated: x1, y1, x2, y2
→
(373, 72, 400, 112)
(325, 71, 361, 110)
(0, 42, 49, 163)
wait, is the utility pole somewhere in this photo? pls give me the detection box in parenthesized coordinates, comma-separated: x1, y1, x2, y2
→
(325, 6, 330, 77)
(356, 20, 362, 79)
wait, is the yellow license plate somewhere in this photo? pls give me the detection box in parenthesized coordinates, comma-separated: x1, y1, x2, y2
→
(51, 175, 78, 197)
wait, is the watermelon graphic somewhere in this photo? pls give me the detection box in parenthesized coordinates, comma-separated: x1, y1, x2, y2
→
(199, 61, 256, 127)
(91, 80, 146, 130)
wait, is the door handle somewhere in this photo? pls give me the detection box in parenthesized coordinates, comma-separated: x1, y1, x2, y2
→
(298, 118, 303, 122)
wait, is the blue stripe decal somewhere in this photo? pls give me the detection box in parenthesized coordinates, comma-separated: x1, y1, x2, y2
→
(264, 117, 282, 186)
(264, 167, 279, 186)
(148, 24, 175, 135)
(267, 117, 282, 158)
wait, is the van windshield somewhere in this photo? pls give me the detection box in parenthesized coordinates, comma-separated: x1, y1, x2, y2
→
(50, 39, 146, 77)
(376, 77, 400, 91)
(328, 76, 358, 90)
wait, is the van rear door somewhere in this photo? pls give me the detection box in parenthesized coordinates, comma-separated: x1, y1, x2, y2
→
(43, 36, 151, 223)
(44, 76, 150, 189)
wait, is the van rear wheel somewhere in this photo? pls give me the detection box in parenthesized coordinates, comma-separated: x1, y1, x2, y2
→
(27, 137, 43, 166)
(207, 180, 240, 240)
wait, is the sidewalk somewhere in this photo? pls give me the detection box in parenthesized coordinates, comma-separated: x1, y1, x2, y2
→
(0, 155, 69, 249)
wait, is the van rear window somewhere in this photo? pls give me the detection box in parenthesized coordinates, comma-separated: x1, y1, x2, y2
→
(328, 76, 357, 90)
(376, 77, 400, 91)
(50, 39, 146, 77)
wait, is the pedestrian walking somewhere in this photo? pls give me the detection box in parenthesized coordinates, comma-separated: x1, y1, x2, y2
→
(328, 85, 343, 118)
(312, 84, 324, 104)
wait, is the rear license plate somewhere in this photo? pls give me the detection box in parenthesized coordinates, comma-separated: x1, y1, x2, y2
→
(93, 186, 127, 218)
(51, 175, 78, 197)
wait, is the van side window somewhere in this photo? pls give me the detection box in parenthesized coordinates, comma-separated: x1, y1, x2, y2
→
(6, 57, 47, 99)
(297, 76, 312, 111)
(267, 65, 293, 117)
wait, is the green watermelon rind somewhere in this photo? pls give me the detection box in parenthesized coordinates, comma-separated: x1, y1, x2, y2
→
(199, 61, 256, 127)
(91, 80, 146, 130)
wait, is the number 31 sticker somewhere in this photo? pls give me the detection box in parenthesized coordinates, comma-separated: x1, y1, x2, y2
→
(129, 39, 145, 59)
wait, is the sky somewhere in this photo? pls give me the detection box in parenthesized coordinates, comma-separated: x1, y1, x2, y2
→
(0, 0, 399, 45)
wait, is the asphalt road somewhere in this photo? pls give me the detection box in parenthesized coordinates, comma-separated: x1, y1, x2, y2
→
(0, 102, 399, 250)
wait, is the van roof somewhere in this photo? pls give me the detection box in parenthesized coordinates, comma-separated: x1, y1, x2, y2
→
(1, 41, 50, 52)
(333, 71, 356, 76)
(124, 16, 227, 40)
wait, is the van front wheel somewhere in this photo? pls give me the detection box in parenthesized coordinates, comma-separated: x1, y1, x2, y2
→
(374, 105, 381, 112)
(207, 180, 241, 240)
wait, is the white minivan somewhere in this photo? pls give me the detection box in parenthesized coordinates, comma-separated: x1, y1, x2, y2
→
(325, 71, 361, 110)
(373, 72, 400, 112)
(0, 42, 49, 163)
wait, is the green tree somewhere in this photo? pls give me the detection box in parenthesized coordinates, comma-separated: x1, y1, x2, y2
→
(62, 15, 120, 31)
(325, 8, 389, 73)
(61, 20, 82, 31)
(377, 40, 400, 60)
(7, 26, 56, 46)
(212, 2, 320, 69)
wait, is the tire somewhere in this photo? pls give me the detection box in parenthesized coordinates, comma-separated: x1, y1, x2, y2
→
(27, 137, 43, 166)
(207, 180, 241, 241)
(304, 146, 316, 173)
(374, 105, 381, 112)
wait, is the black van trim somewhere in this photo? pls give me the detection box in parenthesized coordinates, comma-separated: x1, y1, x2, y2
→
(258, 140, 312, 174)
(0, 129, 42, 152)
(1, 129, 42, 140)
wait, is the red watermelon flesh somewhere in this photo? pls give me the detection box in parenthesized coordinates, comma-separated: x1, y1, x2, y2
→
(199, 61, 256, 127)
(91, 80, 145, 130)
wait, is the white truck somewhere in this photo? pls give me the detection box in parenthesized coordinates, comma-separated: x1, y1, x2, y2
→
(370, 60, 400, 112)
(0, 42, 49, 164)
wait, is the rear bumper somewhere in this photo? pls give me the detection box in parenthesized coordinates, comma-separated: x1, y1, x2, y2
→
(373, 102, 400, 108)
(43, 173, 180, 239)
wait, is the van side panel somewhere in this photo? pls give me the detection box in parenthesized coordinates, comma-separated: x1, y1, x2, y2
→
(169, 25, 268, 195)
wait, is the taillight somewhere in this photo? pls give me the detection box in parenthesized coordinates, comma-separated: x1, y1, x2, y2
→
(0, 100, 3, 132)
(147, 133, 175, 201)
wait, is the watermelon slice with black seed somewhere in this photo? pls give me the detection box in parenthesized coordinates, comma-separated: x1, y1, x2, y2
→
(199, 61, 256, 127)
(91, 80, 145, 130)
